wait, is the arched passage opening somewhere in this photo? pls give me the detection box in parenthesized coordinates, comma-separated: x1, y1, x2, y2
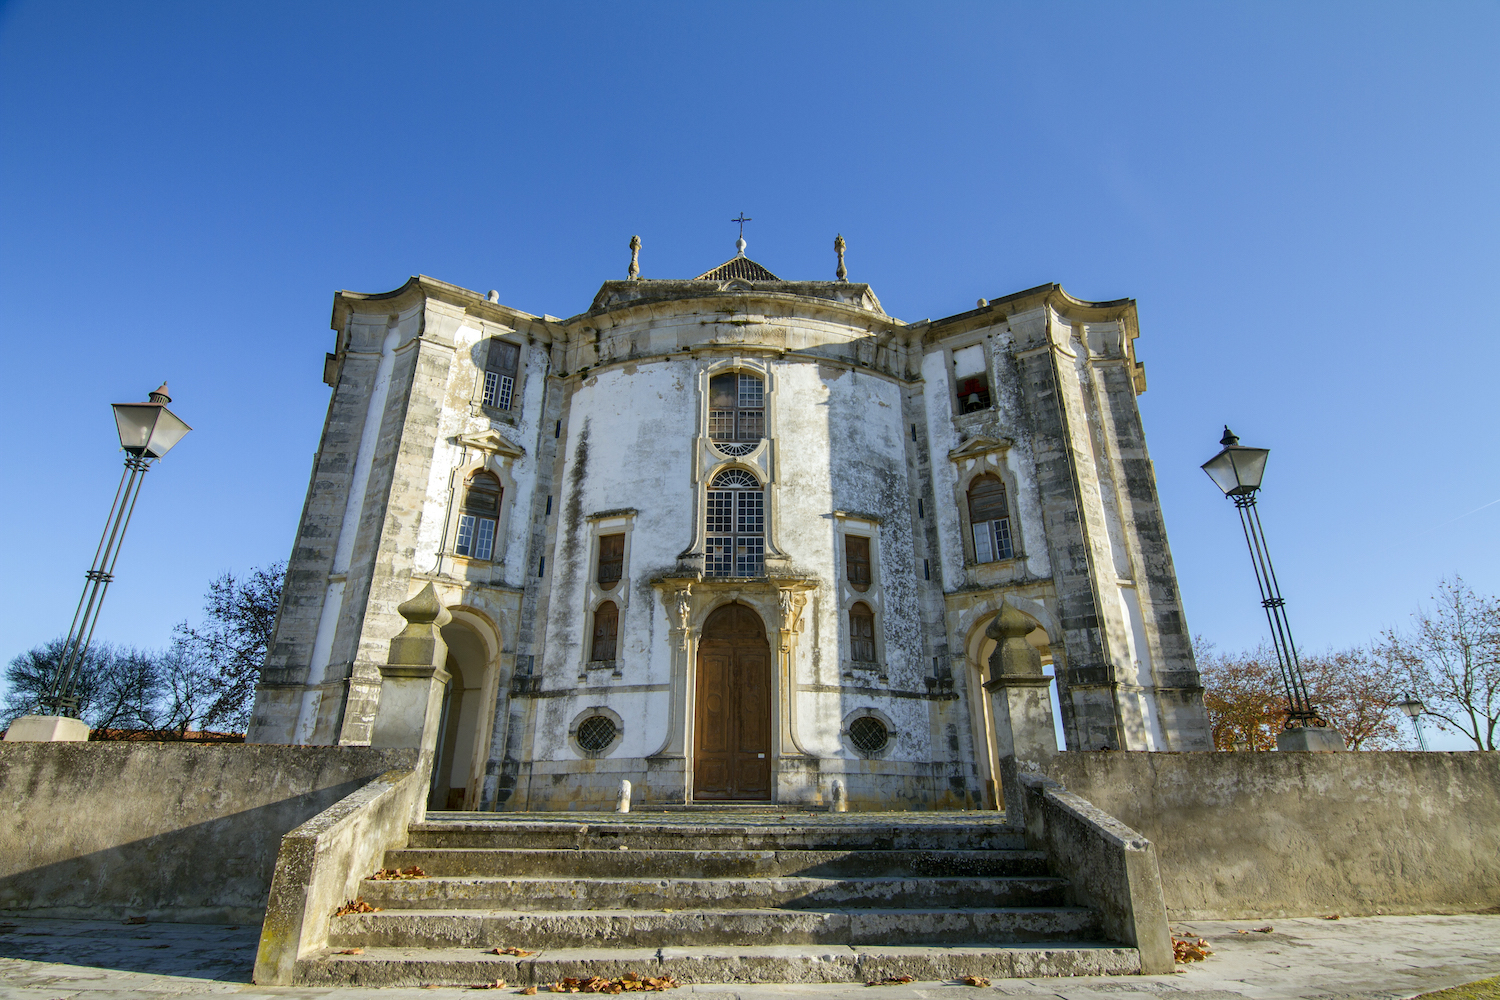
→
(694, 602, 771, 801)
(966, 610, 1065, 811)
(429, 619, 489, 810)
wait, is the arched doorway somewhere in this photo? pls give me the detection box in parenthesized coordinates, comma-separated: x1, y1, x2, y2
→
(429, 620, 488, 811)
(694, 603, 771, 801)
(967, 611, 1062, 811)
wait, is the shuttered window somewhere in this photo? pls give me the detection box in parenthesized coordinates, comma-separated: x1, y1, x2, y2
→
(967, 474, 1013, 563)
(849, 603, 876, 662)
(845, 535, 871, 592)
(456, 472, 502, 561)
(483, 339, 520, 410)
(597, 533, 624, 590)
(591, 602, 618, 661)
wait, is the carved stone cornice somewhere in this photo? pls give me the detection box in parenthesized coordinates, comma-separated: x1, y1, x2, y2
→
(454, 429, 525, 459)
(949, 435, 1014, 463)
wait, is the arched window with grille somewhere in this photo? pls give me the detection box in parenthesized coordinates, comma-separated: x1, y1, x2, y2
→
(708, 372, 765, 444)
(967, 474, 1013, 563)
(591, 601, 618, 661)
(705, 468, 764, 577)
(455, 471, 502, 560)
(849, 602, 876, 662)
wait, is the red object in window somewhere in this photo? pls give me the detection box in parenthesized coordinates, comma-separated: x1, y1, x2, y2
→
(957, 376, 991, 412)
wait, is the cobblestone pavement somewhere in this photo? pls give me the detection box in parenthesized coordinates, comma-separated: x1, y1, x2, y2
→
(0, 914, 1495, 1000)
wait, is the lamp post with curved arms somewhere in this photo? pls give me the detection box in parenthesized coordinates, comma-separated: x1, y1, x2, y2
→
(1202, 427, 1345, 752)
(4, 384, 190, 743)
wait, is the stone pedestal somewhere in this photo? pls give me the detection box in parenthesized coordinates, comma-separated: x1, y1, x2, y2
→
(2, 715, 90, 742)
(369, 583, 452, 752)
(1278, 724, 1346, 752)
(985, 601, 1060, 813)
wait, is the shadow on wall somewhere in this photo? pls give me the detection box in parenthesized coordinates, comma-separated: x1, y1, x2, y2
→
(0, 742, 419, 923)
(1039, 750, 1500, 920)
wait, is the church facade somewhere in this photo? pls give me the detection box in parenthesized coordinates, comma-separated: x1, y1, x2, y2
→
(247, 241, 1212, 811)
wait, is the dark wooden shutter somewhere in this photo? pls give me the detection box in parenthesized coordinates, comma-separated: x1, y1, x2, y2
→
(591, 602, 618, 661)
(463, 472, 502, 515)
(597, 533, 624, 588)
(967, 475, 1009, 524)
(845, 535, 871, 592)
(850, 603, 876, 662)
(487, 339, 520, 376)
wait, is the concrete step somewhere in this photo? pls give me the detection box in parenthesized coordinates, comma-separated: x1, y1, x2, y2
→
(406, 819, 1024, 853)
(356, 874, 1070, 911)
(296, 942, 1140, 987)
(328, 906, 1104, 950)
(381, 847, 1051, 879)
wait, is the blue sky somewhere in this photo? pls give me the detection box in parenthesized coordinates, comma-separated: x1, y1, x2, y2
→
(1, 2, 1496, 748)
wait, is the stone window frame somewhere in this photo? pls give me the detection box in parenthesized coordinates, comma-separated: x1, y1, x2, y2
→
(840, 706, 897, 760)
(466, 328, 529, 425)
(583, 509, 636, 675)
(946, 339, 994, 417)
(569, 705, 624, 759)
(950, 446, 1025, 572)
(442, 447, 521, 572)
(454, 471, 502, 561)
(833, 513, 886, 680)
(684, 357, 788, 574)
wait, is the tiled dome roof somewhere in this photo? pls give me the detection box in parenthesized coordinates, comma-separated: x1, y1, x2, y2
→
(694, 255, 781, 282)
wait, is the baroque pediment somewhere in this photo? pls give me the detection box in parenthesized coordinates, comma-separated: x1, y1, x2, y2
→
(454, 429, 525, 459)
(948, 435, 1014, 462)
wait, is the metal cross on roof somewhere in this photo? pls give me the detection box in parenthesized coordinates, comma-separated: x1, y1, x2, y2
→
(731, 212, 752, 239)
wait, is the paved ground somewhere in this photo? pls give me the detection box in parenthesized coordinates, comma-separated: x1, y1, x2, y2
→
(0, 913, 1495, 1000)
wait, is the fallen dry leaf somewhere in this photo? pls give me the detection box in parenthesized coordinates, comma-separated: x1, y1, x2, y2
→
(336, 948, 365, 955)
(519, 988, 538, 996)
(489, 947, 536, 957)
(468, 980, 507, 989)
(546, 974, 678, 994)
(123, 916, 148, 925)
(958, 975, 990, 987)
(1173, 936, 1213, 963)
(369, 866, 429, 880)
(333, 897, 382, 917)
(865, 976, 916, 987)
(1322, 914, 1341, 920)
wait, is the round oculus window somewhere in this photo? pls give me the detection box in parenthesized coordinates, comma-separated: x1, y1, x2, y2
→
(848, 716, 890, 755)
(576, 715, 617, 753)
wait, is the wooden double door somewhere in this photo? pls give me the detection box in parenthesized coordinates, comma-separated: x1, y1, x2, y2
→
(694, 603, 772, 800)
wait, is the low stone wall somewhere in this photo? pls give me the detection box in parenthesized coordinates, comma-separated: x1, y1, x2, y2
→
(0, 742, 420, 923)
(1041, 751, 1500, 920)
(255, 757, 431, 984)
(1012, 768, 1173, 974)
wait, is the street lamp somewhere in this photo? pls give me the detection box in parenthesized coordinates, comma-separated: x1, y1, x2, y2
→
(1396, 692, 1429, 751)
(9, 384, 191, 742)
(1202, 427, 1345, 752)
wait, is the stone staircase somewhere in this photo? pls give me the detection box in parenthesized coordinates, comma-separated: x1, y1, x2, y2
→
(296, 811, 1140, 986)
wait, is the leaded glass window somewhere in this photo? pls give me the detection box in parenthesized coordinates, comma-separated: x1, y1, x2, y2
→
(708, 373, 765, 442)
(705, 468, 764, 577)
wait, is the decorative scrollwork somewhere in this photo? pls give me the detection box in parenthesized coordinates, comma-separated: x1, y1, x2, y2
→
(712, 441, 758, 457)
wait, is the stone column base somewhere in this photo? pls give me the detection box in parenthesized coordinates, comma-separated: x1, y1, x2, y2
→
(3, 715, 90, 742)
(1277, 725, 1346, 751)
